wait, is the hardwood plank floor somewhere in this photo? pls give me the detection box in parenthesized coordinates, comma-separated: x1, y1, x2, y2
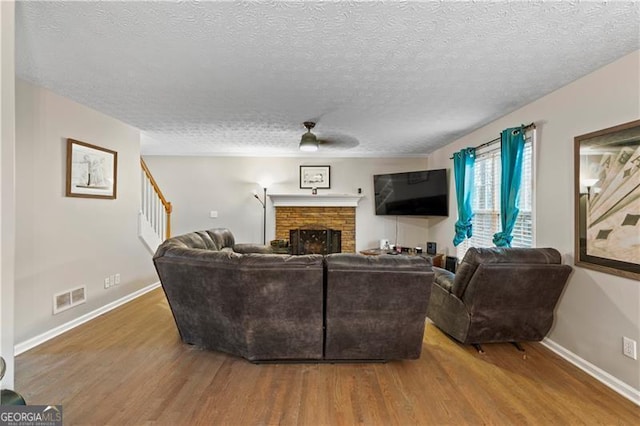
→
(15, 288, 639, 425)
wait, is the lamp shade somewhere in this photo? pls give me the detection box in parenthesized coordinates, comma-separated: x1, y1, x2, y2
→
(299, 132, 319, 152)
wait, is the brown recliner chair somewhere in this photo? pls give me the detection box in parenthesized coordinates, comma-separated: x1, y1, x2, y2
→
(427, 247, 572, 352)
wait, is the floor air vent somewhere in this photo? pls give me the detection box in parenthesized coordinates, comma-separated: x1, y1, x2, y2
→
(53, 285, 87, 314)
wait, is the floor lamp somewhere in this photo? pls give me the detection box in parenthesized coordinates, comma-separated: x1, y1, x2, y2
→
(253, 187, 267, 244)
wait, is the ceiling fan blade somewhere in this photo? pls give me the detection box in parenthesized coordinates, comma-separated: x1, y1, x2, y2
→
(317, 132, 359, 150)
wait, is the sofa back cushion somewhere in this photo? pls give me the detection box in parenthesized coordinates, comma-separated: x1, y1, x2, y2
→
(206, 228, 235, 250)
(451, 247, 564, 299)
(156, 231, 215, 253)
(153, 228, 236, 259)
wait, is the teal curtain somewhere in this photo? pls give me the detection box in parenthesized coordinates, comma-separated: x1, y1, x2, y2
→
(453, 148, 476, 246)
(493, 125, 526, 247)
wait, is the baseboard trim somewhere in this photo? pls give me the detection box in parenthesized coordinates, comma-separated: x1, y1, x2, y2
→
(541, 338, 640, 406)
(15, 282, 161, 356)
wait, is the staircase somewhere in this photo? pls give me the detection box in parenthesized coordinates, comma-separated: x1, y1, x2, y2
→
(139, 158, 172, 253)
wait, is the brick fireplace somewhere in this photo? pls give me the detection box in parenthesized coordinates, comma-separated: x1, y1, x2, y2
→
(269, 194, 362, 253)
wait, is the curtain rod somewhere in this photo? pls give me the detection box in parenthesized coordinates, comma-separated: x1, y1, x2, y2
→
(448, 122, 536, 159)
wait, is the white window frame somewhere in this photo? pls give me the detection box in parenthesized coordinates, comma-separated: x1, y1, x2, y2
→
(456, 130, 536, 260)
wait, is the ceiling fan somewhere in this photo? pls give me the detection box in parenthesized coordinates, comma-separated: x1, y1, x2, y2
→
(298, 121, 359, 152)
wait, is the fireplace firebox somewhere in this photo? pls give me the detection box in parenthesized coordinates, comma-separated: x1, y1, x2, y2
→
(290, 227, 341, 255)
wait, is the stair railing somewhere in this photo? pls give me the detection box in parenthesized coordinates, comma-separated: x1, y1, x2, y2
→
(140, 158, 172, 241)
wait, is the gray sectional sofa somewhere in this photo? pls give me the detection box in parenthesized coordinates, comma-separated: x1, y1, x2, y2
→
(153, 228, 434, 362)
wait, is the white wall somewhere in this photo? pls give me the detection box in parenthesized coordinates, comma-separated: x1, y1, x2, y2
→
(14, 79, 158, 344)
(0, 0, 16, 389)
(142, 156, 432, 251)
(426, 51, 640, 391)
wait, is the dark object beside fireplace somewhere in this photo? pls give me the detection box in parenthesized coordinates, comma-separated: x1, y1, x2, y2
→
(290, 227, 341, 255)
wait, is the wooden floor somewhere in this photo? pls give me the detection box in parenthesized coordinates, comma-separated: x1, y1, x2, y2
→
(16, 289, 639, 425)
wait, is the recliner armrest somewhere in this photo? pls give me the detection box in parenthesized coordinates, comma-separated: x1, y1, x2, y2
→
(433, 266, 455, 293)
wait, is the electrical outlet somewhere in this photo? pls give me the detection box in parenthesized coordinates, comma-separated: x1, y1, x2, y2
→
(104, 277, 110, 289)
(109, 275, 115, 287)
(623, 337, 637, 360)
(210, 210, 218, 218)
(115, 273, 120, 285)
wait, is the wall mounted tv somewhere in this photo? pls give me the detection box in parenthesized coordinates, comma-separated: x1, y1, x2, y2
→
(373, 169, 449, 216)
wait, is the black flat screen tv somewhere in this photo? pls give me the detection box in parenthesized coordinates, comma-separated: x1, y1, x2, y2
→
(373, 169, 449, 216)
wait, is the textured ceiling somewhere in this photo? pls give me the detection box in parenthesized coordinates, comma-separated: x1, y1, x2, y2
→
(15, 1, 640, 157)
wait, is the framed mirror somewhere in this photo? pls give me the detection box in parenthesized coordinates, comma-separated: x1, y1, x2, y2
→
(574, 119, 640, 280)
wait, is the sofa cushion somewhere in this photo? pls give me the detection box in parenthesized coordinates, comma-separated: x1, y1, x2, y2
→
(194, 230, 217, 249)
(152, 232, 215, 259)
(324, 253, 432, 271)
(233, 243, 274, 254)
(206, 228, 236, 250)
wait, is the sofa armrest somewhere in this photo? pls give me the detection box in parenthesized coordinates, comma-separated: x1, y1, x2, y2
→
(232, 243, 274, 254)
(433, 266, 455, 293)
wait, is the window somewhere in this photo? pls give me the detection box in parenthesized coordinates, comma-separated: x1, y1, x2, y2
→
(456, 133, 534, 260)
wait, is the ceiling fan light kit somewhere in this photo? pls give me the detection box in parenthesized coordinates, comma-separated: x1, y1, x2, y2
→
(299, 121, 319, 152)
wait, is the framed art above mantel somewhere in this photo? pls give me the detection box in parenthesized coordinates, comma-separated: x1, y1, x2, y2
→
(574, 119, 640, 280)
(300, 165, 330, 189)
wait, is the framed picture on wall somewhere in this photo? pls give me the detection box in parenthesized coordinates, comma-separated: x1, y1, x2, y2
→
(574, 119, 640, 280)
(66, 138, 118, 199)
(300, 165, 331, 189)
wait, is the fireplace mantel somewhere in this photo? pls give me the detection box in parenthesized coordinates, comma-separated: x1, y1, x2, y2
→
(268, 193, 363, 207)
